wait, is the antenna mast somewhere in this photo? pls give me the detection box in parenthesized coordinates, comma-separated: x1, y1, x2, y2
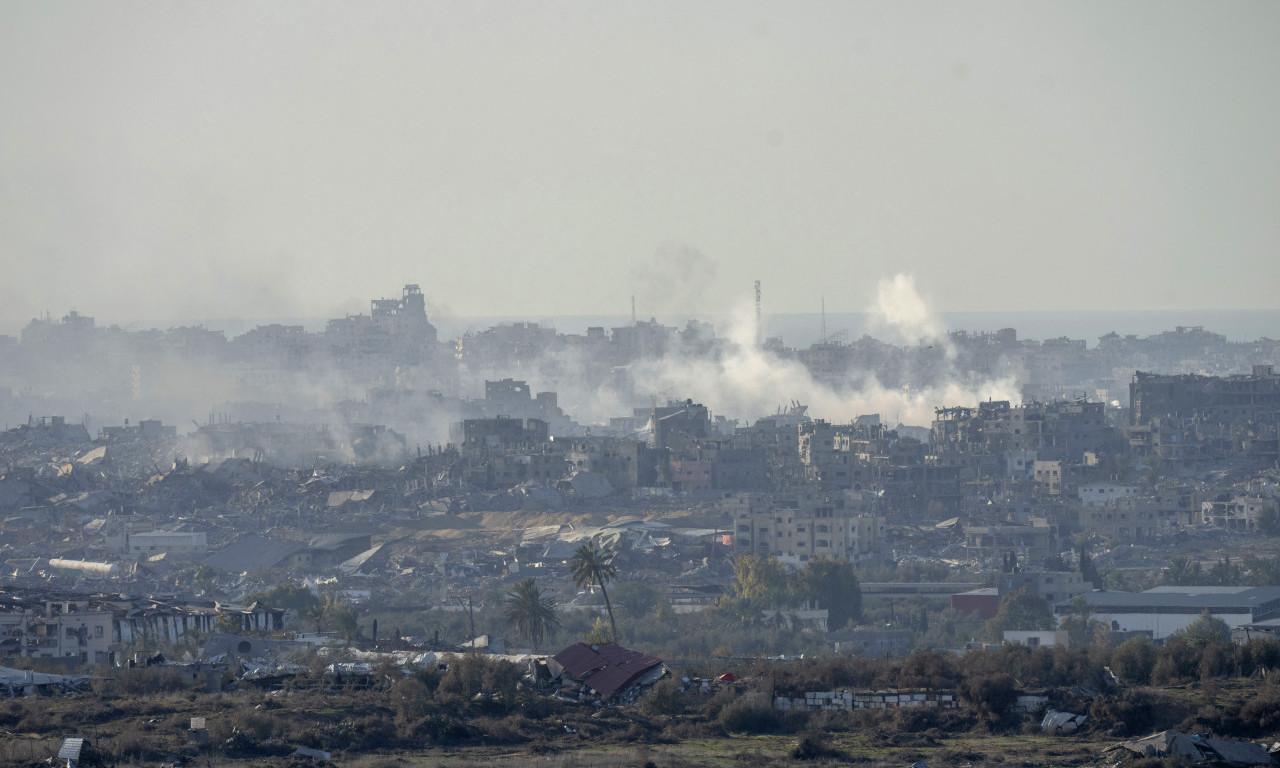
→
(631, 295, 636, 327)
(821, 296, 827, 344)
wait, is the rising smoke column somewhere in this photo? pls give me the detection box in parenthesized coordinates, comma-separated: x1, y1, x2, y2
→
(620, 273, 1019, 427)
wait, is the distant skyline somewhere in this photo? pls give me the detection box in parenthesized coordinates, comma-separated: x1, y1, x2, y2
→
(3, 1, 1278, 333)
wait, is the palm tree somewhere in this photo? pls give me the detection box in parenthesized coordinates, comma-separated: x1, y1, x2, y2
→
(503, 578, 561, 652)
(570, 541, 619, 644)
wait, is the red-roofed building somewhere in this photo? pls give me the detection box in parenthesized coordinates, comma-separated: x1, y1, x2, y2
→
(551, 642, 665, 700)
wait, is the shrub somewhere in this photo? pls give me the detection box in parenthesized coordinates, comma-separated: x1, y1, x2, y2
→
(1089, 690, 1157, 736)
(1151, 637, 1199, 685)
(1238, 693, 1280, 735)
(639, 677, 686, 717)
(1239, 638, 1280, 677)
(791, 729, 840, 761)
(1198, 642, 1234, 681)
(716, 699, 784, 734)
(699, 685, 738, 721)
(400, 712, 473, 744)
(1110, 637, 1156, 685)
(353, 714, 399, 749)
(391, 676, 431, 722)
(960, 673, 1017, 717)
(892, 705, 940, 733)
(898, 650, 960, 689)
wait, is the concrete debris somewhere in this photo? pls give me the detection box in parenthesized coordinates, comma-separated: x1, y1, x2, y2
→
(1040, 709, 1087, 733)
(1106, 730, 1276, 766)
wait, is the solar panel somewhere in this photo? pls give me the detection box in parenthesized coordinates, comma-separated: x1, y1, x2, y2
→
(58, 737, 84, 761)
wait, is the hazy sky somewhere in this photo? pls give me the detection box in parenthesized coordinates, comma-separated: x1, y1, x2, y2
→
(2, 1, 1277, 333)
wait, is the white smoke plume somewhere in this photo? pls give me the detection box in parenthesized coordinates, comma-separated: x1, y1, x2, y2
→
(867, 273, 953, 356)
(618, 273, 1019, 427)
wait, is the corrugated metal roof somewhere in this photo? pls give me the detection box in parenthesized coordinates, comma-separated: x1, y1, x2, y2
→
(202, 535, 302, 573)
(1056, 587, 1280, 615)
(58, 737, 85, 760)
(553, 642, 662, 700)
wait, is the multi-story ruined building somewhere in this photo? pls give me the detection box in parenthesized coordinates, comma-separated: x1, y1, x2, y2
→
(1131, 366, 1280, 426)
(726, 491, 885, 565)
(1127, 366, 1280, 469)
(0, 600, 112, 665)
(933, 398, 1119, 486)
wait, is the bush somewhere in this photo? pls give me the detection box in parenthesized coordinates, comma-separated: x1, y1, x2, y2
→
(639, 677, 686, 717)
(792, 730, 840, 761)
(1151, 637, 1200, 685)
(892, 705, 940, 733)
(353, 714, 399, 749)
(1089, 690, 1157, 736)
(1110, 637, 1156, 685)
(1238, 693, 1280, 735)
(699, 685, 738, 721)
(107, 665, 191, 696)
(716, 699, 784, 734)
(897, 650, 960, 689)
(1239, 638, 1280, 677)
(400, 712, 473, 744)
(1198, 642, 1234, 681)
(436, 653, 521, 712)
(960, 673, 1017, 717)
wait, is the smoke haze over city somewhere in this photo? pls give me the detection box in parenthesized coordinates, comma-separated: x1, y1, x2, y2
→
(3, 1, 1279, 334)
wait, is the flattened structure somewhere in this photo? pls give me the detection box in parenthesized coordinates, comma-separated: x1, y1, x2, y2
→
(553, 642, 663, 700)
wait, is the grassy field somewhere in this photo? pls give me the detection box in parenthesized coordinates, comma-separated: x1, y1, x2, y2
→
(0, 682, 1121, 768)
(3, 653, 1276, 767)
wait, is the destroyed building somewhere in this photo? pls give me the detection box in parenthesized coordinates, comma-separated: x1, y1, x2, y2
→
(725, 490, 886, 564)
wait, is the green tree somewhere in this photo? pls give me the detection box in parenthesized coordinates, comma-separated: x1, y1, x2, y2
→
(1163, 556, 1203, 586)
(1110, 636, 1156, 685)
(1059, 595, 1107, 648)
(611, 580, 658, 619)
(323, 597, 360, 642)
(301, 604, 325, 633)
(503, 577, 560, 652)
(215, 613, 244, 635)
(582, 616, 612, 645)
(1256, 507, 1280, 537)
(794, 558, 862, 631)
(1078, 540, 1101, 587)
(1208, 557, 1243, 587)
(570, 541, 619, 644)
(985, 588, 1055, 641)
(1180, 609, 1231, 649)
(730, 553, 791, 606)
(1244, 554, 1280, 586)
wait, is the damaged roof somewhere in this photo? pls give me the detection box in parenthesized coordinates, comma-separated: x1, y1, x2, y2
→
(1108, 730, 1275, 766)
(202, 535, 302, 574)
(553, 642, 663, 700)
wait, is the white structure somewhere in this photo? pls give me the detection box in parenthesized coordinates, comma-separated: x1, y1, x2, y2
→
(48, 559, 119, 577)
(0, 606, 112, 664)
(117, 530, 207, 557)
(1078, 483, 1141, 507)
(1054, 586, 1280, 640)
(1003, 630, 1069, 648)
(1006, 450, 1037, 479)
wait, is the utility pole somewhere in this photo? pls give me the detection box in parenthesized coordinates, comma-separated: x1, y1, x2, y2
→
(821, 296, 827, 344)
(465, 595, 477, 653)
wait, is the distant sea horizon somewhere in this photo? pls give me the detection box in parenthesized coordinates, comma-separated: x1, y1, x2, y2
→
(108, 309, 1280, 349)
